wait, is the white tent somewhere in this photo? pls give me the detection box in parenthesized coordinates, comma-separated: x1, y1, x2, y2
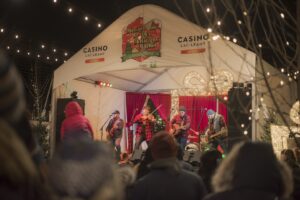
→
(51, 4, 296, 153)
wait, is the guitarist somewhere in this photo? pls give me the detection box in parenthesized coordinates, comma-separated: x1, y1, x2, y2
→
(206, 109, 227, 154)
(106, 110, 124, 159)
(170, 106, 191, 150)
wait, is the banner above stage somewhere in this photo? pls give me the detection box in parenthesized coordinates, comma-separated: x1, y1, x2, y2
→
(53, 4, 256, 90)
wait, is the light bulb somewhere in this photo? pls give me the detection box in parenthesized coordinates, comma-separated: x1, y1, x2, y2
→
(206, 8, 210, 13)
(233, 38, 237, 43)
(15, 34, 19, 39)
(280, 80, 284, 86)
(207, 28, 212, 33)
(0, 28, 4, 33)
(84, 16, 89, 21)
(217, 21, 221, 26)
(280, 13, 285, 19)
(64, 52, 68, 56)
(68, 8, 73, 13)
(97, 23, 101, 28)
(258, 44, 262, 48)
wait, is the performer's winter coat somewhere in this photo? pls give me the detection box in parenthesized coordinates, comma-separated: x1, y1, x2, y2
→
(60, 101, 94, 141)
(131, 158, 207, 200)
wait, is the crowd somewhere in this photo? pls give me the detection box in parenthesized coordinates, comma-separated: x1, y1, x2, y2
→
(1, 50, 300, 200)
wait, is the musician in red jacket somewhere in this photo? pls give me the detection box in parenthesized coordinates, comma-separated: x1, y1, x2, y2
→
(169, 106, 191, 150)
(134, 106, 156, 150)
(60, 101, 94, 141)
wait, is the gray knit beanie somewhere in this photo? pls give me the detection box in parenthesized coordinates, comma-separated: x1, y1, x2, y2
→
(48, 139, 122, 200)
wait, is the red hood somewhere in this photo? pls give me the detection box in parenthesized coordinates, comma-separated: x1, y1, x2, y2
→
(64, 101, 83, 117)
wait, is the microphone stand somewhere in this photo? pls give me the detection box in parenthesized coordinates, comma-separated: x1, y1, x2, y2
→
(100, 114, 113, 141)
(197, 107, 206, 144)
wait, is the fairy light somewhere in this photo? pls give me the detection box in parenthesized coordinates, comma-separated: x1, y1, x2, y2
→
(241, 124, 245, 128)
(246, 91, 250, 96)
(207, 28, 212, 33)
(223, 96, 228, 101)
(212, 35, 220, 40)
(68, 8, 73, 13)
(41, 44, 45, 49)
(15, 34, 19, 39)
(6, 46, 10, 50)
(233, 38, 237, 43)
(260, 97, 264, 102)
(53, 0, 57, 3)
(206, 8, 210, 13)
(243, 130, 248, 135)
(248, 116, 252, 120)
(280, 13, 285, 19)
(217, 21, 221, 26)
(267, 72, 270, 76)
(84, 16, 89, 21)
(46, 56, 50, 60)
(258, 43, 262, 48)
(64, 52, 68, 56)
(226, 36, 230, 41)
(281, 68, 284, 73)
(238, 20, 242, 24)
(243, 11, 248, 16)
(53, 49, 56, 52)
(37, 54, 41, 58)
(286, 41, 289, 46)
(97, 23, 102, 28)
(27, 52, 31, 55)
(16, 49, 20, 53)
(0, 28, 4, 33)
(55, 58, 58, 62)
(280, 80, 284, 86)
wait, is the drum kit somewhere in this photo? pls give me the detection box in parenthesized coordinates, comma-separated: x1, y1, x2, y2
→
(187, 132, 211, 152)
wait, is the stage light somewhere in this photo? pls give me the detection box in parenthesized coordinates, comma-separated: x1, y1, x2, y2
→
(68, 8, 73, 13)
(280, 13, 285, 19)
(15, 34, 19, 39)
(207, 28, 212, 33)
(0, 28, 4, 33)
(233, 38, 237, 43)
(84, 16, 89, 21)
(217, 21, 221, 26)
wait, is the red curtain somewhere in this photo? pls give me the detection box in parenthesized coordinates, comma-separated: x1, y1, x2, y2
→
(179, 96, 227, 139)
(125, 92, 171, 153)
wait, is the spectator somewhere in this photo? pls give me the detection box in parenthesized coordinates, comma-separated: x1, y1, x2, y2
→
(117, 166, 136, 200)
(204, 142, 293, 200)
(132, 131, 207, 200)
(177, 145, 194, 172)
(199, 150, 222, 193)
(281, 149, 300, 200)
(48, 139, 122, 200)
(0, 119, 52, 200)
(60, 101, 94, 141)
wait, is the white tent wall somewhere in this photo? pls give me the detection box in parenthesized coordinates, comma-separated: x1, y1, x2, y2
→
(50, 80, 126, 152)
(254, 58, 297, 140)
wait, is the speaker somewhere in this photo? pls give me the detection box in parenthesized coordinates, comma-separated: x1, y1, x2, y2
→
(227, 84, 252, 151)
(55, 98, 85, 144)
(130, 149, 145, 163)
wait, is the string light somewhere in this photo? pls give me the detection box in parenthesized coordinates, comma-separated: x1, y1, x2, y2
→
(281, 68, 284, 73)
(53, 0, 57, 3)
(16, 49, 20, 53)
(289, 77, 293, 82)
(37, 54, 41, 58)
(55, 58, 58, 62)
(53, 48, 56, 52)
(46, 56, 50, 60)
(233, 38, 237, 43)
(280, 13, 285, 19)
(260, 97, 264, 102)
(267, 72, 270, 76)
(243, 130, 248, 135)
(226, 36, 230, 41)
(237, 20, 242, 24)
(97, 23, 102, 28)
(207, 28, 212, 33)
(27, 52, 31, 55)
(0, 28, 4, 33)
(280, 80, 284, 86)
(6, 46, 10, 50)
(248, 116, 252, 120)
(212, 35, 220, 40)
(206, 8, 210, 13)
(68, 8, 73, 13)
(15, 34, 19, 39)
(84, 16, 89, 21)
(217, 21, 221, 26)
(41, 44, 45, 49)
(286, 41, 289, 46)
(64, 52, 68, 56)
(246, 91, 250, 96)
(223, 96, 228, 101)
(241, 124, 245, 128)
(258, 43, 262, 48)
(243, 11, 248, 16)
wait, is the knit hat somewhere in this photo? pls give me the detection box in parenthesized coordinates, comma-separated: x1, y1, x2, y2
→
(0, 50, 26, 123)
(48, 140, 122, 199)
(112, 110, 120, 114)
(179, 106, 186, 112)
(207, 109, 215, 117)
(150, 131, 178, 160)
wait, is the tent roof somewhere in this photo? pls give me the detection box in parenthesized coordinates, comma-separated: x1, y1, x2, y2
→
(54, 4, 256, 91)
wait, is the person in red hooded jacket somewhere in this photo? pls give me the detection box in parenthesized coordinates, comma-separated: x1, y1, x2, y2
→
(60, 101, 94, 141)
